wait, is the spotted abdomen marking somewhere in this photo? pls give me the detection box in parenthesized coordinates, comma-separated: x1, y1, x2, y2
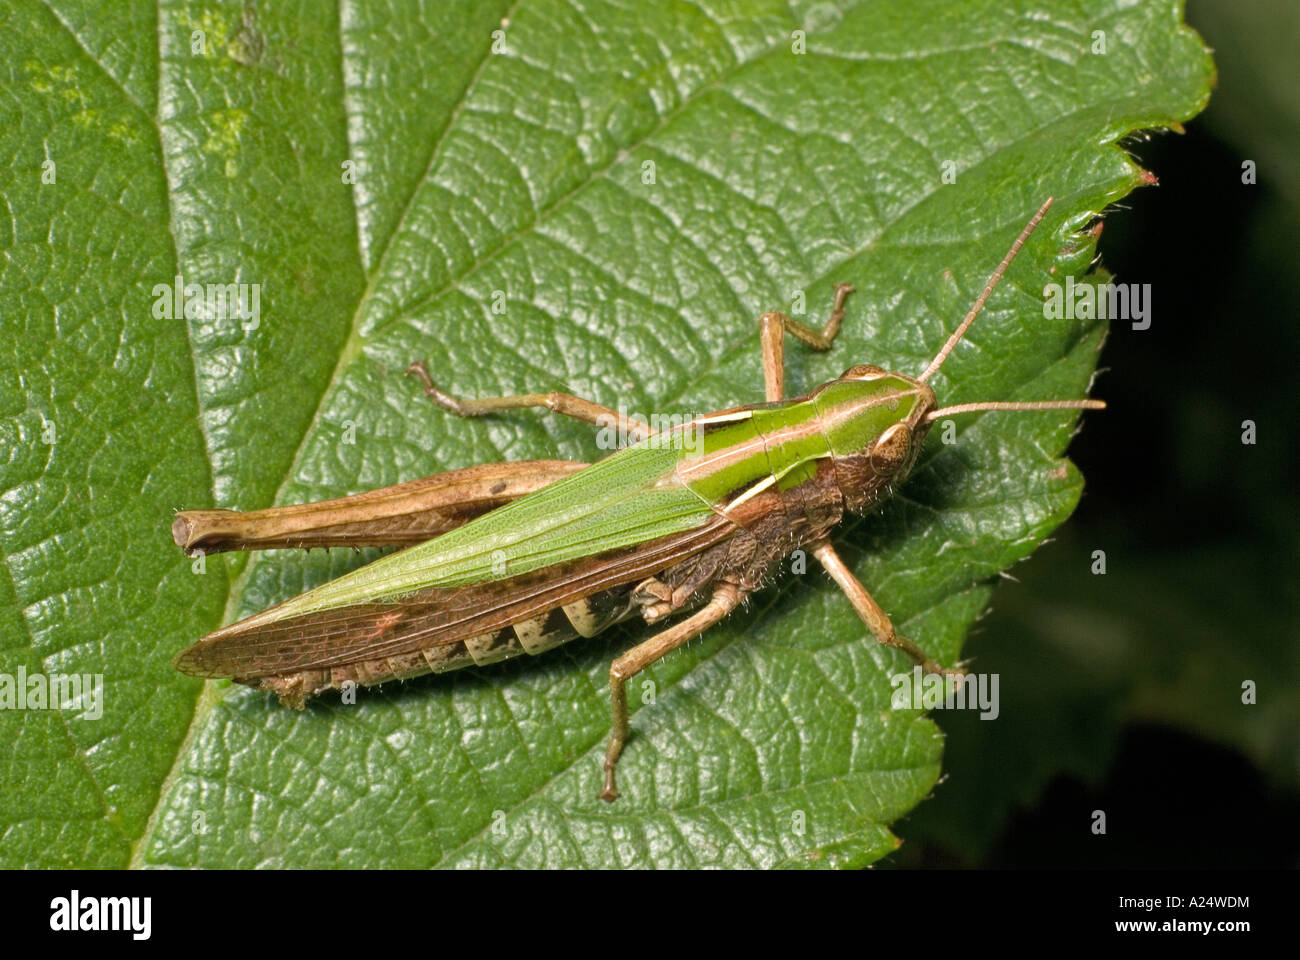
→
(247, 586, 637, 708)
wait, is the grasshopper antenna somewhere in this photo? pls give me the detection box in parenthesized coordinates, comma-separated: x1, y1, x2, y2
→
(917, 196, 1106, 422)
(924, 398, 1105, 423)
(917, 196, 1055, 384)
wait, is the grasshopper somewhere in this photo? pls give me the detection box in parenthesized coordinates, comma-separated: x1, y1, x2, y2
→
(173, 197, 1103, 801)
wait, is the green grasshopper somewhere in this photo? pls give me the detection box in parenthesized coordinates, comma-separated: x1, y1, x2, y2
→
(172, 197, 1102, 801)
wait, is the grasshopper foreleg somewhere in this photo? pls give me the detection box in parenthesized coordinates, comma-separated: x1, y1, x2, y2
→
(811, 539, 961, 678)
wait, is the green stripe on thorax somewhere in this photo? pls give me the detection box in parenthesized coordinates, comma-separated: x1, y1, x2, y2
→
(674, 368, 936, 511)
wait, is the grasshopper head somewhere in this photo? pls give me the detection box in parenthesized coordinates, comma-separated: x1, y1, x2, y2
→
(812, 366, 936, 512)
(810, 198, 1106, 513)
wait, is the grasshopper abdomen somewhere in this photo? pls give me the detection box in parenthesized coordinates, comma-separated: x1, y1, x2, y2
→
(242, 587, 642, 708)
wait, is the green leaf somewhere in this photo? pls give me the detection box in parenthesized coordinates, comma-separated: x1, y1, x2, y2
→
(904, 0, 1300, 863)
(0, 0, 1211, 868)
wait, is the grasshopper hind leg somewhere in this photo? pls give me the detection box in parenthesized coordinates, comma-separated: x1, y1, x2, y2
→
(405, 361, 653, 442)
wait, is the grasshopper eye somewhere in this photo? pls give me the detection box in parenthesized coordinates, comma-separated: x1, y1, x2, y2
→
(842, 364, 886, 380)
(868, 422, 912, 474)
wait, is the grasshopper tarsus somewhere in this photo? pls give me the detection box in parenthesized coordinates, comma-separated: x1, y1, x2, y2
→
(406, 360, 494, 419)
(404, 360, 464, 413)
(403, 359, 431, 385)
(830, 281, 855, 316)
(760, 282, 856, 354)
(599, 773, 619, 804)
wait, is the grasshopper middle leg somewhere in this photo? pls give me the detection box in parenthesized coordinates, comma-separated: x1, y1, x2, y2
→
(758, 283, 854, 402)
(601, 581, 745, 802)
(406, 361, 654, 442)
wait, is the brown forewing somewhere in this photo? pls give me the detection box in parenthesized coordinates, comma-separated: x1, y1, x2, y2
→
(174, 513, 739, 679)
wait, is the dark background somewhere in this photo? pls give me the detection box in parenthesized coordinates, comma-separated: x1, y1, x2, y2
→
(895, 0, 1300, 868)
